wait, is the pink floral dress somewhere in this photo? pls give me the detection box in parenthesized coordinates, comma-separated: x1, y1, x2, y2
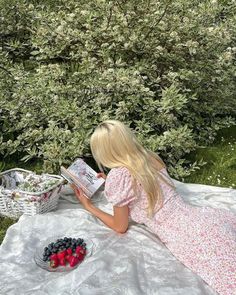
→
(104, 166, 236, 295)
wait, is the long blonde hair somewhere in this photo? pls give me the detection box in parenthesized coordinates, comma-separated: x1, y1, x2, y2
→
(90, 119, 176, 218)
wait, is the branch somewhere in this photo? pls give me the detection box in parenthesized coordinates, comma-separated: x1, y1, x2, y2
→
(106, 5, 113, 30)
(0, 65, 13, 77)
(143, 0, 172, 40)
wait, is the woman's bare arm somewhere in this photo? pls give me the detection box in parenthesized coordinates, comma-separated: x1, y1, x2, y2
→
(86, 204, 129, 234)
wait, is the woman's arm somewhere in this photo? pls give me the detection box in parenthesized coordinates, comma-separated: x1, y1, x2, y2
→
(86, 204, 129, 234)
(70, 184, 129, 234)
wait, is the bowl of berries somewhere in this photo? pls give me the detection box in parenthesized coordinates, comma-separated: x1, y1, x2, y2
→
(34, 235, 94, 272)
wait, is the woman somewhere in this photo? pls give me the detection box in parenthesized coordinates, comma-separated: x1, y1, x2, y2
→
(71, 119, 236, 295)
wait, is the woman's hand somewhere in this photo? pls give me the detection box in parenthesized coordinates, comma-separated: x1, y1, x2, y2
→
(70, 184, 92, 210)
(97, 172, 107, 179)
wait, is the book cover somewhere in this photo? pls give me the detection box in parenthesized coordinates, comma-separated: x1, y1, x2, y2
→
(60, 158, 105, 199)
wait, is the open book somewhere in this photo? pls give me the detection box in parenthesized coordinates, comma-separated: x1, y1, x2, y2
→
(60, 158, 105, 199)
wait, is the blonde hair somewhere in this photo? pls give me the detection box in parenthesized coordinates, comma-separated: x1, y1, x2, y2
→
(90, 119, 176, 218)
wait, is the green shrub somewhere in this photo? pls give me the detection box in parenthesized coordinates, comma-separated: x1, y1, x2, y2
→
(0, 0, 236, 179)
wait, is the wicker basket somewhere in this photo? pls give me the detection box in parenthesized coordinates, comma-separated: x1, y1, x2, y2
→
(0, 168, 65, 219)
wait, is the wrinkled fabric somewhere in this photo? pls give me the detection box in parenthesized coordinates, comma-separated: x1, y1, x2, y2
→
(104, 167, 236, 294)
(0, 177, 235, 295)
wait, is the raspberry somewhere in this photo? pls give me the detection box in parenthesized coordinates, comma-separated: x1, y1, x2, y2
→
(65, 254, 73, 263)
(57, 250, 67, 260)
(58, 257, 66, 266)
(75, 246, 83, 255)
(69, 256, 79, 267)
(50, 253, 58, 260)
(66, 248, 73, 256)
(76, 252, 85, 261)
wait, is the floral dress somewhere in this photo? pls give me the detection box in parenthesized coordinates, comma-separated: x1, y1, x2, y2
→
(104, 166, 236, 295)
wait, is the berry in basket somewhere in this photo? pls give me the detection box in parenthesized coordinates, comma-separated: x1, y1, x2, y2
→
(42, 237, 87, 268)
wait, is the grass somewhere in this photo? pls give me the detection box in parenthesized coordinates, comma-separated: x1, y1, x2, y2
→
(0, 216, 17, 244)
(0, 125, 235, 244)
(183, 125, 236, 189)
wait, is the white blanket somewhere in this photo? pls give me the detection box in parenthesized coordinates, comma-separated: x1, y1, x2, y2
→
(0, 178, 235, 295)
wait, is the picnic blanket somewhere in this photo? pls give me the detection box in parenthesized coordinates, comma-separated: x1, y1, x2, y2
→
(0, 177, 235, 295)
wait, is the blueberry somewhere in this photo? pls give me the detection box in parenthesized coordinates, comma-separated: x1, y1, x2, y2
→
(43, 256, 47, 262)
(46, 249, 51, 255)
(82, 242, 86, 247)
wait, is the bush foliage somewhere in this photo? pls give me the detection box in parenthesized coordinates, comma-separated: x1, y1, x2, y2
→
(0, 0, 236, 179)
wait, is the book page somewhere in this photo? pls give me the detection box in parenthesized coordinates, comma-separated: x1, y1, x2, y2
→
(61, 158, 105, 198)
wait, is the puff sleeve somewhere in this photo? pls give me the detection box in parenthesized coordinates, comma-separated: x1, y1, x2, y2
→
(104, 167, 136, 207)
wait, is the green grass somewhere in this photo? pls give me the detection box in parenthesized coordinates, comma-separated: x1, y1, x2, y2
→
(183, 125, 236, 188)
(0, 125, 235, 244)
(0, 216, 17, 244)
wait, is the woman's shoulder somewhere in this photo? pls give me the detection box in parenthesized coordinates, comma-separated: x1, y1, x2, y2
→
(107, 166, 131, 179)
(107, 166, 167, 177)
(104, 166, 136, 207)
